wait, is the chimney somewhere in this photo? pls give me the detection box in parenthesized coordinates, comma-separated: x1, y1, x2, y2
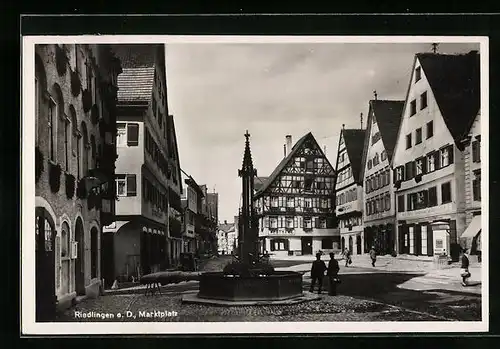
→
(224, 220, 227, 224)
(285, 135, 292, 156)
(283, 144, 286, 157)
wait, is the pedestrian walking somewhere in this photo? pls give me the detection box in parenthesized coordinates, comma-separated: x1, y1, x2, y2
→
(327, 252, 340, 296)
(343, 248, 352, 267)
(310, 252, 327, 294)
(369, 246, 377, 267)
(460, 248, 471, 287)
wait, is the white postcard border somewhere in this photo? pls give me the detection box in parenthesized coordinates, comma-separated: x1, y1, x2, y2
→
(21, 35, 489, 335)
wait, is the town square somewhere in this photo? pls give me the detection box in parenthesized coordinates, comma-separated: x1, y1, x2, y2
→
(27, 38, 484, 328)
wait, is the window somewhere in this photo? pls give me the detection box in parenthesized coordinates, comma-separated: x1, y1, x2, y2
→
(116, 123, 127, 146)
(367, 159, 372, 170)
(421, 226, 428, 255)
(415, 66, 422, 82)
(303, 217, 312, 229)
(304, 178, 313, 191)
(373, 153, 379, 166)
(415, 158, 423, 176)
(116, 174, 137, 197)
(385, 194, 391, 211)
(285, 217, 294, 228)
(371, 131, 381, 145)
(319, 218, 327, 228)
(116, 175, 126, 196)
(410, 100, 417, 116)
(381, 150, 387, 161)
(472, 141, 481, 163)
(270, 239, 288, 251)
(473, 175, 481, 201)
(64, 118, 70, 171)
(397, 195, 405, 212)
(428, 187, 437, 206)
(427, 152, 438, 172)
(441, 182, 452, 204)
(406, 133, 412, 149)
(415, 128, 422, 145)
(416, 190, 428, 209)
(48, 97, 57, 161)
(440, 146, 452, 167)
(409, 227, 415, 254)
(396, 167, 404, 181)
(405, 161, 415, 180)
(407, 193, 417, 211)
(127, 123, 139, 147)
(426, 121, 434, 139)
(420, 91, 428, 109)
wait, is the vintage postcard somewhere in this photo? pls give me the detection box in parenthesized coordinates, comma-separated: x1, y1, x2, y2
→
(21, 35, 489, 335)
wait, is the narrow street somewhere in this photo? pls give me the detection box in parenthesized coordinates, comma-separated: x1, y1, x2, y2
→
(55, 256, 481, 322)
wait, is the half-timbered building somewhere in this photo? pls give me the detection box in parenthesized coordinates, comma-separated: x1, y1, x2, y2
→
(392, 50, 480, 261)
(334, 128, 366, 256)
(360, 99, 404, 255)
(254, 134, 338, 257)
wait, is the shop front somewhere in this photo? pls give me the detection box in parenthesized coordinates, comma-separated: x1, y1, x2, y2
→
(364, 222, 396, 256)
(460, 214, 482, 262)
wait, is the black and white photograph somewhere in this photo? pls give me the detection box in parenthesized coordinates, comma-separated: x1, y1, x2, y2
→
(22, 35, 488, 334)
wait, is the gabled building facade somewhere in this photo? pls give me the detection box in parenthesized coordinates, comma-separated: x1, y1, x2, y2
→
(391, 50, 480, 260)
(254, 133, 338, 257)
(102, 44, 183, 283)
(459, 112, 482, 261)
(217, 220, 237, 255)
(181, 174, 204, 254)
(195, 185, 219, 255)
(335, 128, 366, 255)
(360, 100, 404, 255)
(34, 44, 121, 319)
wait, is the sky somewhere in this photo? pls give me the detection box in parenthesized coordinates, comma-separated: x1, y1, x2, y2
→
(164, 41, 480, 224)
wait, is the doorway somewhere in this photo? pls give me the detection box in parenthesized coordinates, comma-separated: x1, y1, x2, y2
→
(301, 237, 313, 255)
(35, 207, 57, 321)
(74, 217, 85, 295)
(101, 233, 114, 288)
(356, 235, 362, 255)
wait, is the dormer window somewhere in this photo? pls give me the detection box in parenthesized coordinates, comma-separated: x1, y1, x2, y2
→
(415, 66, 422, 82)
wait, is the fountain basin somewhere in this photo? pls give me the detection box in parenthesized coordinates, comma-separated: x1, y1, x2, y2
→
(197, 271, 303, 301)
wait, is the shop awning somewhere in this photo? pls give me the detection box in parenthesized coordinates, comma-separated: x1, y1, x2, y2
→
(461, 215, 481, 239)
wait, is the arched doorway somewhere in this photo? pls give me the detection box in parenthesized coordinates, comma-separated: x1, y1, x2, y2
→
(348, 235, 353, 253)
(74, 217, 85, 295)
(35, 207, 56, 321)
(356, 235, 362, 255)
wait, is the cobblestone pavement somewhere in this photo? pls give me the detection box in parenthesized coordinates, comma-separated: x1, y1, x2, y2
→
(56, 292, 441, 322)
(56, 257, 481, 322)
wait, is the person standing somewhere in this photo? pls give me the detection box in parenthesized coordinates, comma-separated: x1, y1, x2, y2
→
(344, 248, 352, 267)
(460, 248, 471, 287)
(369, 246, 377, 267)
(327, 252, 340, 296)
(310, 252, 327, 294)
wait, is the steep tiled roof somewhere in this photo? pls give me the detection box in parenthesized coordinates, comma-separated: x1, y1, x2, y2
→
(117, 67, 155, 103)
(417, 50, 480, 147)
(254, 176, 268, 192)
(342, 129, 366, 184)
(370, 99, 405, 162)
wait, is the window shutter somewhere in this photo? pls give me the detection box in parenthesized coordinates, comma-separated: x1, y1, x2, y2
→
(398, 225, 405, 253)
(472, 142, 478, 162)
(285, 239, 290, 250)
(423, 190, 429, 207)
(414, 225, 421, 256)
(427, 224, 433, 256)
(127, 123, 139, 146)
(270, 240, 275, 251)
(421, 157, 428, 174)
(434, 151, 441, 169)
(393, 169, 397, 182)
(448, 145, 454, 164)
(401, 166, 405, 181)
(315, 218, 319, 228)
(127, 174, 137, 196)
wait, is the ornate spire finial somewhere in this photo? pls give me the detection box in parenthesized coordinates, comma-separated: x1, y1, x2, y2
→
(342, 123, 345, 129)
(431, 43, 439, 54)
(373, 90, 378, 100)
(245, 130, 250, 141)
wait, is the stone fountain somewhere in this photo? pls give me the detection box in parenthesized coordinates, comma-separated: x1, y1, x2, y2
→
(183, 131, 314, 306)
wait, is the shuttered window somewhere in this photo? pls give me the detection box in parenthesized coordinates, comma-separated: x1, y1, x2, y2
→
(127, 123, 139, 146)
(126, 174, 137, 196)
